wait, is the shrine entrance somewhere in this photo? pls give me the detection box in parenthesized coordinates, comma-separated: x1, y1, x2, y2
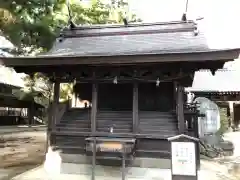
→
(98, 83, 133, 111)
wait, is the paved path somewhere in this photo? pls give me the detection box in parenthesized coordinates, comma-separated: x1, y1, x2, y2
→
(11, 165, 219, 180)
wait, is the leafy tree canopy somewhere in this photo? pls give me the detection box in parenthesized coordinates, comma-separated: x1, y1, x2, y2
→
(0, 0, 67, 54)
(0, 0, 141, 54)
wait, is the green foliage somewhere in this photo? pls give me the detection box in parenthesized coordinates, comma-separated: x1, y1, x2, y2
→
(20, 73, 53, 107)
(0, 0, 141, 54)
(0, 0, 68, 53)
(59, 83, 73, 102)
(71, 0, 110, 24)
(21, 73, 74, 106)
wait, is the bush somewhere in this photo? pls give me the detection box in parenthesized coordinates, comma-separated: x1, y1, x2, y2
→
(217, 107, 229, 135)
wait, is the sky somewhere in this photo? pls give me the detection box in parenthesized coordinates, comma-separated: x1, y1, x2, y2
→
(127, 0, 240, 68)
(128, 0, 240, 22)
(128, 0, 240, 49)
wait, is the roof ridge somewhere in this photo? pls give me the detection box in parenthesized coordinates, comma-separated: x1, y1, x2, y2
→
(60, 21, 196, 39)
(63, 20, 196, 31)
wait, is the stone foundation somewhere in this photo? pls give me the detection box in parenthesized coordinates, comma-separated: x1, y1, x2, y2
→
(43, 147, 171, 179)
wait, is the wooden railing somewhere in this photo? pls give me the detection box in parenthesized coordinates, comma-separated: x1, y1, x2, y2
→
(0, 107, 45, 125)
(0, 108, 28, 117)
(56, 102, 68, 124)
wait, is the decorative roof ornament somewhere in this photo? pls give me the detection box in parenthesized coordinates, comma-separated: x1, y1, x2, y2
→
(181, 0, 200, 36)
(67, 0, 77, 29)
(123, 5, 128, 26)
(181, 0, 189, 22)
(123, 18, 128, 26)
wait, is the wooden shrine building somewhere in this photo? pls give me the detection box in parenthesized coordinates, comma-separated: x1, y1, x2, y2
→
(0, 40, 44, 125)
(1, 21, 240, 178)
(0, 82, 44, 125)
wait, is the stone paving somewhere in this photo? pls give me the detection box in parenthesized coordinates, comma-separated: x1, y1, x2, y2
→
(11, 164, 220, 180)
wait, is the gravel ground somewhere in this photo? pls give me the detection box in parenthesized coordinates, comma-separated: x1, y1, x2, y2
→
(0, 131, 46, 180)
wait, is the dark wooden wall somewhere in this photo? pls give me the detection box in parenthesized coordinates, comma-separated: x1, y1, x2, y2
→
(74, 82, 174, 112)
(98, 84, 133, 110)
(53, 81, 179, 163)
(138, 82, 174, 111)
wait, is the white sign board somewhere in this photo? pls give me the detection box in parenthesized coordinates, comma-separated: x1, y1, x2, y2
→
(171, 141, 196, 176)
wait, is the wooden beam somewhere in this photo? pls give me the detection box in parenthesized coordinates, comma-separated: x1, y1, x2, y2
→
(177, 84, 185, 134)
(133, 82, 139, 133)
(5, 49, 238, 67)
(91, 83, 98, 133)
(51, 130, 177, 139)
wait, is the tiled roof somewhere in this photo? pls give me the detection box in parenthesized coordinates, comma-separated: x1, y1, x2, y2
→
(0, 49, 13, 57)
(41, 21, 217, 57)
(0, 36, 14, 50)
(0, 36, 24, 87)
(187, 69, 240, 92)
(0, 65, 25, 88)
(0, 36, 14, 57)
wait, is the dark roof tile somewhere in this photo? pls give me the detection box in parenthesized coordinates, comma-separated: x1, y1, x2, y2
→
(41, 21, 215, 57)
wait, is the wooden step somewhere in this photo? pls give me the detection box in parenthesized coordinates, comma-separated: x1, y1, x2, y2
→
(96, 118, 132, 120)
(57, 123, 91, 128)
(57, 126, 131, 133)
(138, 129, 178, 134)
(139, 121, 177, 125)
(57, 127, 90, 132)
(139, 126, 178, 131)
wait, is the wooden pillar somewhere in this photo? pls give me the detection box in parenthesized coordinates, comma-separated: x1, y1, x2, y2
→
(229, 102, 235, 129)
(27, 74, 35, 126)
(176, 84, 185, 134)
(71, 92, 76, 107)
(91, 83, 98, 133)
(52, 80, 60, 126)
(27, 105, 34, 126)
(46, 104, 52, 150)
(47, 80, 59, 148)
(173, 81, 177, 109)
(91, 73, 98, 180)
(75, 93, 78, 107)
(133, 82, 139, 133)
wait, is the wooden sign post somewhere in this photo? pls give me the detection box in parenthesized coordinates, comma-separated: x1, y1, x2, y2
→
(168, 134, 199, 180)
